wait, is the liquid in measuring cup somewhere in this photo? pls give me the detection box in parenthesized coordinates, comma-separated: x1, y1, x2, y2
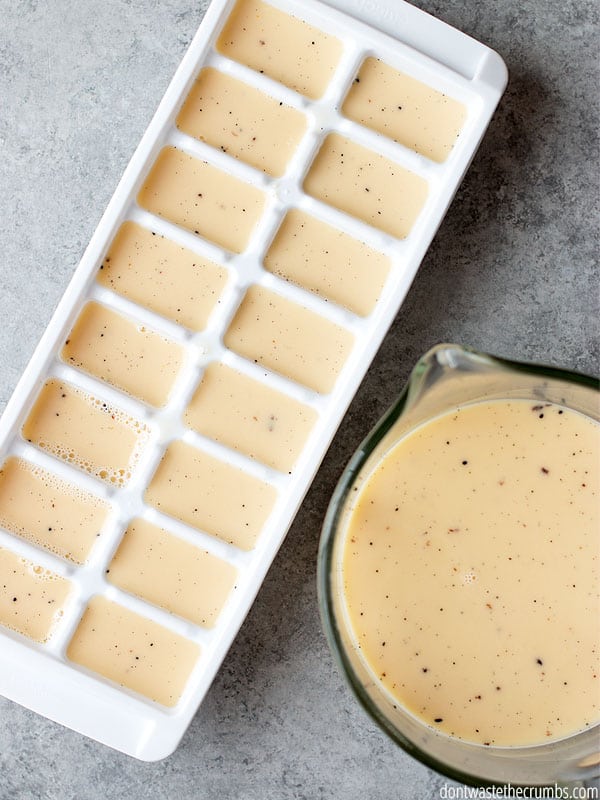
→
(341, 399, 600, 746)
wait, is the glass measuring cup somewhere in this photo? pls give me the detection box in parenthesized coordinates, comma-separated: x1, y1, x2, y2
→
(318, 343, 599, 789)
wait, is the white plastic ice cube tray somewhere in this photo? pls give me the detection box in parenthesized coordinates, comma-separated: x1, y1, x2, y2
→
(0, 0, 507, 760)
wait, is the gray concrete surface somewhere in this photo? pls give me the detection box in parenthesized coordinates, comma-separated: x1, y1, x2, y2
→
(0, 0, 598, 798)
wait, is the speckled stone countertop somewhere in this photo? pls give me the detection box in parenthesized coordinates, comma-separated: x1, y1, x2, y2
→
(0, 1, 597, 798)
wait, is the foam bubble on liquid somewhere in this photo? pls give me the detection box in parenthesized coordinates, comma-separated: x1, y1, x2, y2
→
(31, 387, 150, 487)
(19, 557, 61, 582)
(24, 458, 107, 508)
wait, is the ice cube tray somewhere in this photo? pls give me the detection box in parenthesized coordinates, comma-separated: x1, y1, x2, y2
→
(0, 0, 507, 760)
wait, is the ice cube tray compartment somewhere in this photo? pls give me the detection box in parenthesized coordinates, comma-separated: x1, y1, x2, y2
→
(0, 0, 506, 759)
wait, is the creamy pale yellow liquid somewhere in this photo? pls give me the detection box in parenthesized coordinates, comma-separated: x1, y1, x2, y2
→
(264, 209, 390, 317)
(145, 440, 277, 550)
(106, 518, 237, 628)
(0, 457, 108, 563)
(67, 596, 200, 706)
(62, 302, 184, 407)
(177, 67, 307, 177)
(224, 285, 354, 394)
(342, 58, 467, 164)
(22, 380, 148, 486)
(138, 147, 265, 254)
(97, 222, 228, 332)
(0, 547, 71, 642)
(342, 400, 600, 746)
(216, 0, 342, 100)
(304, 133, 428, 239)
(184, 362, 317, 473)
